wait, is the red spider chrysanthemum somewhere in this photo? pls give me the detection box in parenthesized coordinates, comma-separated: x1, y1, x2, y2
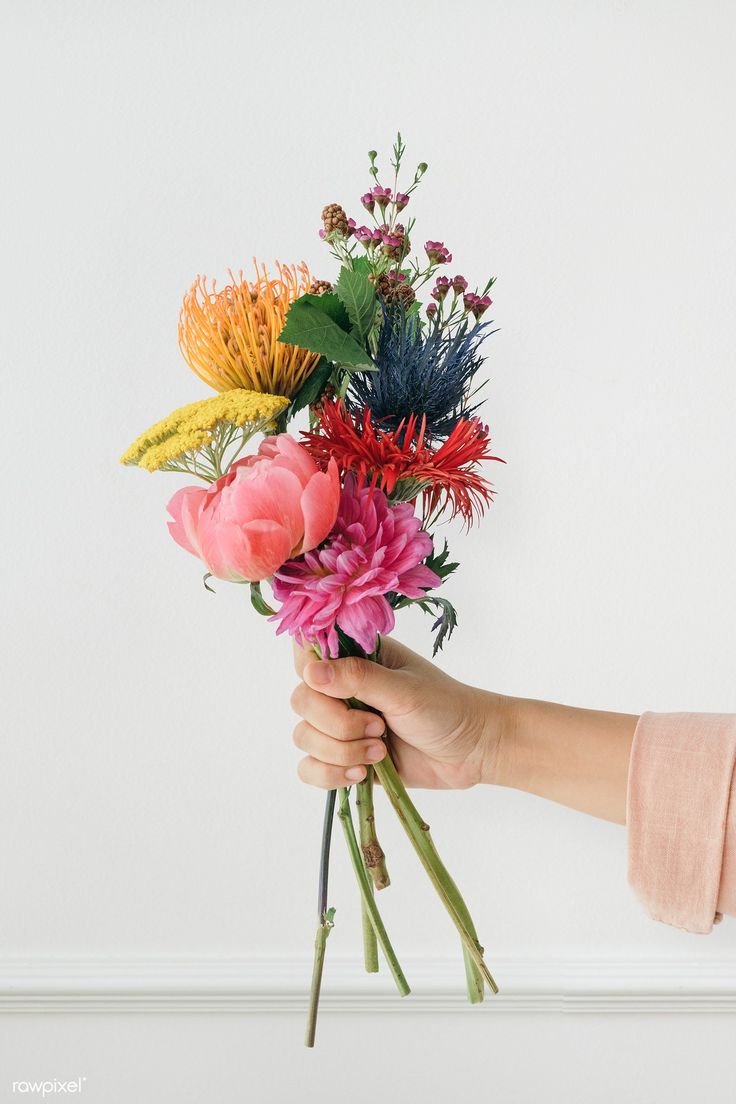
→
(302, 401, 504, 525)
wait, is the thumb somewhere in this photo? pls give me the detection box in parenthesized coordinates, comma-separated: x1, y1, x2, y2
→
(303, 652, 409, 714)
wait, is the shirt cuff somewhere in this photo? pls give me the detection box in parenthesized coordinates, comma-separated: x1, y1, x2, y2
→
(626, 711, 736, 933)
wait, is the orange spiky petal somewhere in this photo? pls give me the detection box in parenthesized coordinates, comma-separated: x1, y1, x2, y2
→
(178, 260, 322, 398)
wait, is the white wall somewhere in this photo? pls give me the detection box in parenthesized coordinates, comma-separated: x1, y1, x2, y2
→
(2, 0, 736, 1099)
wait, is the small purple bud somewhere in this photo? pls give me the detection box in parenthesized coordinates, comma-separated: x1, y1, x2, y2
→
(346, 218, 356, 238)
(426, 303, 438, 317)
(451, 274, 468, 294)
(318, 229, 326, 240)
(360, 192, 375, 213)
(394, 192, 410, 211)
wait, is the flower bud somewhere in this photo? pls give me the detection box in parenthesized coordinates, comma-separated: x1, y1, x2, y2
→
(424, 240, 452, 265)
(361, 192, 375, 213)
(451, 275, 468, 294)
(431, 276, 451, 301)
(471, 295, 493, 319)
(394, 192, 410, 211)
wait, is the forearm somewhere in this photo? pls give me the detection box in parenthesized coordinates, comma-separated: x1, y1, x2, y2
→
(485, 692, 638, 824)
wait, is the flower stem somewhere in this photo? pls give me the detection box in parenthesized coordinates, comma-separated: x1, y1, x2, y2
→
(373, 750, 498, 997)
(356, 770, 382, 973)
(337, 787, 410, 997)
(317, 789, 336, 920)
(356, 767, 391, 890)
(304, 908, 335, 1048)
(360, 897, 379, 975)
(304, 789, 337, 1049)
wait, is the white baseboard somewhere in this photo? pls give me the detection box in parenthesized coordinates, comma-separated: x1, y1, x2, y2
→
(1, 955, 736, 1013)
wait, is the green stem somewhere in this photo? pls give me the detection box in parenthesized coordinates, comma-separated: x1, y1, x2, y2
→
(304, 909, 335, 1048)
(337, 788, 410, 997)
(356, 768, 391, 890)
(374, 751, 498, 997)
(356, 772, 379, 974)
(360, 897, 379, 974)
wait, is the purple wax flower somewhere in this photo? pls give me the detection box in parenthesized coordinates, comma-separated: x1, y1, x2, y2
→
(354, 225, 382, 248)
(432, 275, 451, 301)
(425, 240, 452, 265)
(395, 192, 410, 211)
(462, 292, 493, 319)
(471, 294, 492, 318)
(371, 185, 392, 209)
(451, 275, 468, 294)
(361, 192, 376, 213)
(426, 302, 438, 317)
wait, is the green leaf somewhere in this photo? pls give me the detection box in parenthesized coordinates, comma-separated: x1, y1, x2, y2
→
(425, 540, 460, 582)
(390, 592, 459, 655)
(427, 597, 458, 655)
(296, 292, 351, 332)
(250, 581, 276, 617)
(289, 358, 333, 415)
(351, 255, 372, 275)
(335, 266, 378, 343)
(278, 298, 376, 370)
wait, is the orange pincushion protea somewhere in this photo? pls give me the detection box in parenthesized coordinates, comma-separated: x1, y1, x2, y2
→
(178, 261, 321, 398)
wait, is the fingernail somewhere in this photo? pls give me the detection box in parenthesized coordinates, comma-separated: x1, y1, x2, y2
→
(345, 766, 366, 782)
(366, 743, 385, 762)
(364, 719, 384, 737)
(308, 662, 334, 686)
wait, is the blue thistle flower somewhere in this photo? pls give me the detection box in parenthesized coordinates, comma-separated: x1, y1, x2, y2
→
(346, 309, 494, 439)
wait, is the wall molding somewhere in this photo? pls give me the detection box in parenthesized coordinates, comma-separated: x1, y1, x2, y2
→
(2, 955, 736, 1013)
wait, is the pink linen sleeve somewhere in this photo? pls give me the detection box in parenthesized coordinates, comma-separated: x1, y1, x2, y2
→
(626, 712, 736, 933)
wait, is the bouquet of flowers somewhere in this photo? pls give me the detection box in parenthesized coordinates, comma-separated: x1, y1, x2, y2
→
(122, 135, 503, 1045)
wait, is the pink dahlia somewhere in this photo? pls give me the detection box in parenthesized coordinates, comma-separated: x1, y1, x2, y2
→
(270, 476, 441, 657)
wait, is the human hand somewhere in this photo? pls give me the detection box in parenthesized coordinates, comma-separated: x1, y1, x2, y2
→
(290, 637, 506, 790)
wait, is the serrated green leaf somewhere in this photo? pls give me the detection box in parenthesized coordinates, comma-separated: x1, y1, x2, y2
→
(278, 299, 375, 370)
(425, 539, 460, 582)
(289, 359, 333, 415)
(389, 591, 459, 654)
(335, 267, 377, 342)
(351, 255, 372, 275)
(296, 292, 351, 332)
(427, 597, 458, 655)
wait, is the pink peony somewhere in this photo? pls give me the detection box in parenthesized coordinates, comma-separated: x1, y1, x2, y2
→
(270, 476, 441, 657)
(166, 435, 340, 582)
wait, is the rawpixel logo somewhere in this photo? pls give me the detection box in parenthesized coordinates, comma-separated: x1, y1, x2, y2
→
(12, 1080, 86, 1096)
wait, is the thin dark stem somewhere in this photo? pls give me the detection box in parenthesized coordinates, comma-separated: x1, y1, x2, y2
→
(317, 790, 337, 920)
(305, 790, 338, 1049)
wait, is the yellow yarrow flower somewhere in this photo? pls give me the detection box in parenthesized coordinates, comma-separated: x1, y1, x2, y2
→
(179, 260, 321, 398)
(120, 389, 289, 480)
